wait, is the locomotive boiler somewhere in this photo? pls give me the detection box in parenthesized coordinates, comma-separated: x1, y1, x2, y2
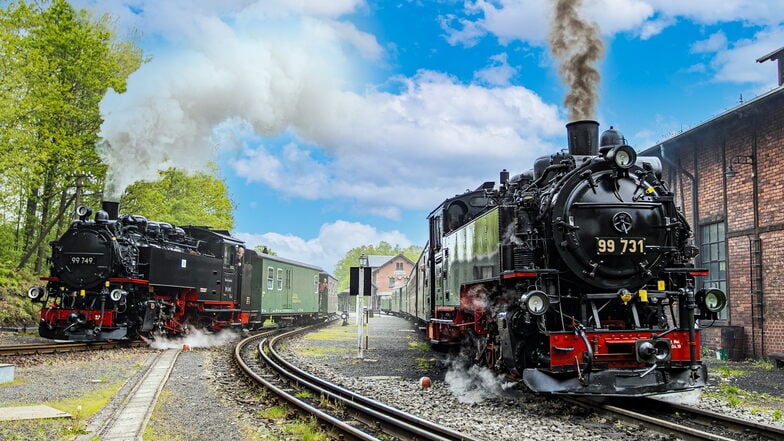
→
(26, 202, 336, 342)
(410, 120, 726, 395)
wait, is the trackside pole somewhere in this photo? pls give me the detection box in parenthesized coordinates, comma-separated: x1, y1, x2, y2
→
(357, 290, 364, 359)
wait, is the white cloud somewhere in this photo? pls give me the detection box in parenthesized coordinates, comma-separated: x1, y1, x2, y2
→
(474, 53, 518, 86)
(228, 69, 562, 217)
(450, 0, 784, 43)
(691, 31, 728, 54)
(96, 1, 381, 197)
(709, 26, 784, 85)
(235, 220, 411, 273)
(447, 0, 784, 89)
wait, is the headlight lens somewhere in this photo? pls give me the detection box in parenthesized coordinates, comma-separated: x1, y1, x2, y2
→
(610, 145, 637, 169)
(109, 289, 127, 302)
(636, 339, 671, 363)
(27, 286, 44, 300)
(702, 288, 727, 313)
(521, 290, 549, 315)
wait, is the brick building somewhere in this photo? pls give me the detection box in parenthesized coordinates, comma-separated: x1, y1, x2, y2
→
(366, 254, 415, 311)
(641, 56, 784, 357)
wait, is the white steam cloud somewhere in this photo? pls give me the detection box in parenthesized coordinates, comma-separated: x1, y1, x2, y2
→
(146, 327, 240, 350)
(445, 358, 516, 404)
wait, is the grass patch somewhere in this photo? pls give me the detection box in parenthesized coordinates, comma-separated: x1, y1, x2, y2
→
(753, 359, 775, 371)
(712, 366, 746, 378)
(258, 405, 288, 420)
(295, 390, 312, 399)
(143, 389, 187, 441)
(0, 378, 26, 387)
(303, 324, 357, 342)
(47, 381, 123, 419)
(408, 340, 429, 351)
(0, 418, 69, 441)
(415, 356, 437, 369)
(297, 345, 352, 358)
(703, 381, 784, 420)
(283, 418, 329, 441)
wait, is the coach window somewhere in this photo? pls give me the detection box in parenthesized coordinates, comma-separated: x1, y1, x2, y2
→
(277, 268, 283, 290)
(700, 222, 727, 320)
(267, 267, 274, 290)
(314, 275, 319, 294)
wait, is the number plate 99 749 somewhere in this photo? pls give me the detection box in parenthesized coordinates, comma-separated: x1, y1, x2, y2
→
(596, 237, 645, 255)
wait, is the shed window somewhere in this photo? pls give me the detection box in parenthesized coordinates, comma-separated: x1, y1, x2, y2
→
(388, 277, 395, 288)
(700, 222, 727, 320)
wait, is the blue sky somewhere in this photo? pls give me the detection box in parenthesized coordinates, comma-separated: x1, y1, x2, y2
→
(75, 0, 783, 273)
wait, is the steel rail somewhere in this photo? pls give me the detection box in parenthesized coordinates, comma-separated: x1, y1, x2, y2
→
(0, 341, 145, 356)
(563, 395, 784, 441)
(235, 323, 478, 441)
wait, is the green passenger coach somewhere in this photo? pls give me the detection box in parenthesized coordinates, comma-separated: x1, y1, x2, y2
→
(241, 252, 337, 328)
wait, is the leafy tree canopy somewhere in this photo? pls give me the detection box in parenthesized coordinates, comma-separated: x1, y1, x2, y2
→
(334, 242, 423, 291)
(253, 245, 277, 256)
(119, 167, 235, 230)
(0, 0, 146, 271)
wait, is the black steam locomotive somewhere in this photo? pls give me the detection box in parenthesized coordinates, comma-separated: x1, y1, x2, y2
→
(27, 202, 335, 342)
(394, 121, 726, 396)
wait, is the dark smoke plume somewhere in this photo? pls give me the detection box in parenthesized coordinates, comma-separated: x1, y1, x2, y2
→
(548, 0, 604, 120)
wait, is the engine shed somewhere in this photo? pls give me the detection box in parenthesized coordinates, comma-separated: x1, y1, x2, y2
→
(641, 47, 784, 359)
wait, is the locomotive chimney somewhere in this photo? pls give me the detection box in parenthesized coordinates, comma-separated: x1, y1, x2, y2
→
(566, 120, 599, 156)
(102, 201, 119, 221)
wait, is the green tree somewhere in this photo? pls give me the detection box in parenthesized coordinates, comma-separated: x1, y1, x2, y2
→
(334, 242, 423, 291)
(0, 0, 145, 272)
(253, 245, 277, 256)
(120, 167, 235, 230)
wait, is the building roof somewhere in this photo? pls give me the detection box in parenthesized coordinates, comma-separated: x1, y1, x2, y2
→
(366, 255, 396, 268)
(756, 46, 784, 63)
(641, 85, 784, 155)
(366, 253, 415, 269)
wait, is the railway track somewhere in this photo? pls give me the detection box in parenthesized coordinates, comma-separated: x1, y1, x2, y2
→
(0, 340, 146, 356)
(234, 324, 479, 441)
(564, 395, 784, 441)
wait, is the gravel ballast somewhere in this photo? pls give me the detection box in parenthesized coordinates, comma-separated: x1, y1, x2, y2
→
(2, 317, 784, 440)
(281, 314, 784, 440)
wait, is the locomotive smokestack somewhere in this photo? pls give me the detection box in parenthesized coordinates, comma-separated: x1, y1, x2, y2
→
(102, 201, 119, 221)
(566, 120, 599, 156)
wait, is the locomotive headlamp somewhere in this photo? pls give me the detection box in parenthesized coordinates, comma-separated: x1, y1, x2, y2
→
(635, 339, 671, 363)
(521, 290, 549, 315)
(697, 288, 727, 313)
(607, 145, 637, 169)
(27, 286, 44, 301)
(109, 289, 127, 302)
(75, 205, 92, 220)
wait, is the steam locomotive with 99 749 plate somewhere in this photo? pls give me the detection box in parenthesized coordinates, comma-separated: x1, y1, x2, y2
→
(26, 202, 337, 342)
(391, 120, 726, 396)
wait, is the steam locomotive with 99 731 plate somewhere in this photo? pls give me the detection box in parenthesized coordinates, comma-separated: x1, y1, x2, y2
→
(392, 120, 726, 396)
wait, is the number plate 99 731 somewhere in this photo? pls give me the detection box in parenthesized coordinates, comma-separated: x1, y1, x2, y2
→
(596, 237, 645, 255)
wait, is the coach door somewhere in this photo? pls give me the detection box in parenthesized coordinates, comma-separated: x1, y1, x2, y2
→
(277, 268, 294, 310)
